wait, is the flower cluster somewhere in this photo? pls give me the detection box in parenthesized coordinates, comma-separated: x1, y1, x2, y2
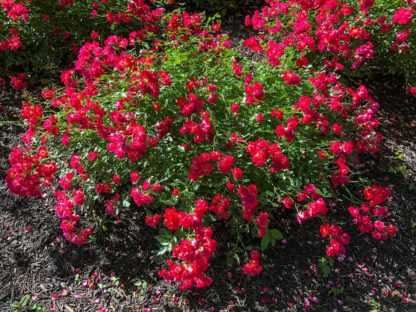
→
(246, 139, 290, 173)
(320, 224, 351, 257)
(6, 146, 57, 196)
(158, 201, 217, 289)
(348, 186, 397, 241)
(245, 0, 416, 83)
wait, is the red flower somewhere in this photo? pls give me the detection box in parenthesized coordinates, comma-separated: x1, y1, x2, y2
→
(232, 167, 244, 179)
(283, 196, 294, 209)
(242, 250, 263, 276)
(246, 139, 269, 167)
(243, 37, 263, 52)
(131, 187, 154, 207)
(210, 194, 231, 220)
(282, 71, 301, 85)
(320, 224, 350, 257)
(359, 0, 375, 12)
(363, 186, 390, 206)
(244, 81, 265, 105)
(255, 212, 269, 237)
(217, 156, 235, 174)
(405, 86, 416, 96)
(237, 184, 259, 222)
(145, 214, 161, 228)
(270, 109, 284, 120)
(163, 208, 181, 231)
(130, 171, 141, 184)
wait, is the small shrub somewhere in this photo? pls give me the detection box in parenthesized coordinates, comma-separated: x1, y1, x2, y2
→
(0, 0, 172, 82)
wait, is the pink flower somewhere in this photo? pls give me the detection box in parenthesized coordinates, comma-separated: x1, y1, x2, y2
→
(392, 8, 414, 25)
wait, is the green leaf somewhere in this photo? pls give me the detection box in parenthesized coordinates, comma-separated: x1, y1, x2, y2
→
(10, 302, 21, 309)
(156, 246, 168, 256)
(33, 306, 46, 312)
(233, 252, 241, 265)
(261, 234, 271, 251)
(318, 257, 332, 278)
(158, 197, 177, 205)
(269, 229, 283, 240)
(21, 295, 31, 307)
(140, 281, 148, 294)
(321, 264, 331, 278)
(155, 233, 173, 245)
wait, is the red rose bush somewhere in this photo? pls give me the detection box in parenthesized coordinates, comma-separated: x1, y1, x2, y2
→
(5, 0, 407, 290)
